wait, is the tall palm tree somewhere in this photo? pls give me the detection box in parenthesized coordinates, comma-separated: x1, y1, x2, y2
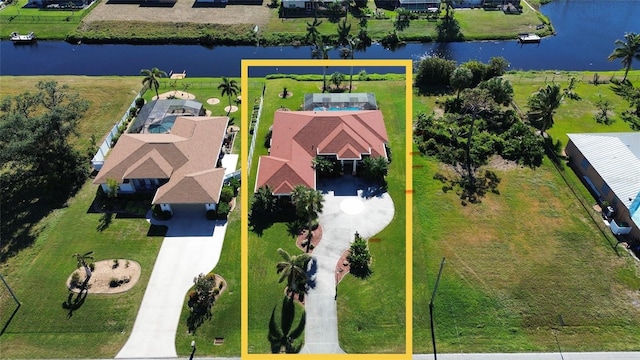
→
(72, 251, 94, 289)
(291, 185, 324, 252)
(336, 18, 351, 46)
(608, 32, 640, 82)
(526, 83, 563, 137)
(218, 77, 240, 116)
(305, 18, 323, 45)
(312, 40, 332, 93)
(276, 248, 311, 300)
(140, 67, 167, 100)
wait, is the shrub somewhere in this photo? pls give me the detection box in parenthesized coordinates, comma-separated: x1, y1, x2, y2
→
(112, 259, 119, 268)
(227, 177, 240, 195)
(135, 97, 145, 108)
(109, 278, 120, 288)
(220, 186, 234, 203)
(128, 107, 138, 117)
(347, 232, 372, 279)
(216, 202, 230, 219)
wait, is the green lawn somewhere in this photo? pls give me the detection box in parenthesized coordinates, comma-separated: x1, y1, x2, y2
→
(247, 76, 407, 353)
(0, 75, 242, 357)
(412, 70, 640, 353)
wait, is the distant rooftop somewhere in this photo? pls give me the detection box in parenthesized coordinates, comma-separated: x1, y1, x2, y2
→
(568, 132, 640, 210)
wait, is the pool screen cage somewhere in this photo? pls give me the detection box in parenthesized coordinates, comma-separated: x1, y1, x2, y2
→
(303, 93, 378, 111)
(128, 99, 204, 134)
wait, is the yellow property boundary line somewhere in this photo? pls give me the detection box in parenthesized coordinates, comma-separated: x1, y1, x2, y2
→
(241, 59, 413, 359)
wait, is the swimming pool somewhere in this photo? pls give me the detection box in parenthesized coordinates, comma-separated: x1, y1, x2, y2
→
(147, 115, 177, 134)
(313, 107, 362, 111)
(630, 192, 640, 226)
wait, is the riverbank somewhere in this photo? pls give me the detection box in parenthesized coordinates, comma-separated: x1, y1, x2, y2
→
(1, 0, 552, 45)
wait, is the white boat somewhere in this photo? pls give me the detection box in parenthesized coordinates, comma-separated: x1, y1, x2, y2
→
(518, 33, 541, 43)
(10, 32, 36, 43)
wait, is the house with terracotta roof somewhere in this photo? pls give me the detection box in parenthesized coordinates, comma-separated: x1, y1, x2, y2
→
(93, 116, 229, 214)
(255, 110, 389, 196)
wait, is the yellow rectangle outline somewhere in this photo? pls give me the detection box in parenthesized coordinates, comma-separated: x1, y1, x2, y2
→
(241, 59, 413, 360)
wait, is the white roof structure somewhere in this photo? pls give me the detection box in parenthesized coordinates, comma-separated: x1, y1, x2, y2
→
(568, 132, 640, 210)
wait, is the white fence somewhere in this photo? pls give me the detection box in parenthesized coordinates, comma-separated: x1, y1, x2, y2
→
(247, 85, 266, 173)
(91, 90, 143, 171)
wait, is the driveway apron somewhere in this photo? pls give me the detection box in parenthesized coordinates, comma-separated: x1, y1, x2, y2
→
(301, 176, 395, 354)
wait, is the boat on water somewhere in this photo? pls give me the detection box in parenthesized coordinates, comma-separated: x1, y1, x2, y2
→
(518, 33, 541, 44)
(10, 32, 36, 43)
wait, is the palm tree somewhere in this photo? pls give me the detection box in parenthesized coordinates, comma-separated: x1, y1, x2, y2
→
(336, 18, 351, 45)
(252, 185, 277, 214)
(218, 77, 240, 116)
(340, 36, 361, 93)
(312, 40, 332, 93)
(276, 248, 311, 300)
(305, 18, 323, 45)
(608, 32, 640, 82)
(526, 83, 563, 137)
(291, 185, 324, 252)
(140, 67, 167, 100)
(72, 251, 94, 289)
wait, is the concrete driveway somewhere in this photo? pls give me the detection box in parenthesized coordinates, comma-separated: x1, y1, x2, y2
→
(116, 214, 228, 359)
(301, 175, 395, 354)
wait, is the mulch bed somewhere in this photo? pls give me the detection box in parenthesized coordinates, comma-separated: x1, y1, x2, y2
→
(335, 250, 351, 284)
(295, 225, 323, 253)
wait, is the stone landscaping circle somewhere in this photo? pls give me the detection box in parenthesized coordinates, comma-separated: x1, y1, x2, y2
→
(67, 259, 141, 294)
(207, 97, 221, 105)
(224, 105, 238, 113)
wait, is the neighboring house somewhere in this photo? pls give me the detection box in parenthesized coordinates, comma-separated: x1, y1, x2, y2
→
(94, 116, 229, 214)
(566, 132, 640, 239)
(255, 109, 389, 196)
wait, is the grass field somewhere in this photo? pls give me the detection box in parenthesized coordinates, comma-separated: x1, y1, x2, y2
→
(0, 75, 242, 357)
(246, 75, 407, 353)
(412, 70, 640, 353)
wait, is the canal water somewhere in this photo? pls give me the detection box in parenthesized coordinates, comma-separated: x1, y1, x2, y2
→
(0, 0, 638, 77)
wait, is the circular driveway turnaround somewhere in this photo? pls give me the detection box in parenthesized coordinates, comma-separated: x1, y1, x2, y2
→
(339, 197, 364, 215)
(301, 175, 395, 354)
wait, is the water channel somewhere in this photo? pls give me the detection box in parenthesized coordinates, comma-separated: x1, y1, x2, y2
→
(0, 0, 638, 77)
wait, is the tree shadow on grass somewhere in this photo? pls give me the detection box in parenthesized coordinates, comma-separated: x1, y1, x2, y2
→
(434, 169, 501, 205)
(268, 296, 305, 354)
(249, 205, 297, 237)
(62, 289, 88, 318)
(96, 212, 113, 232)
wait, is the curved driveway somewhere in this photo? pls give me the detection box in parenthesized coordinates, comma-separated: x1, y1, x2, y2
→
(301, 176, 395, 354)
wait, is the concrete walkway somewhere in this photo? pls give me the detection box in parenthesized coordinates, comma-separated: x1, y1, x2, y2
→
(300, 176, 395, 354)
(116, 155, 238, 359)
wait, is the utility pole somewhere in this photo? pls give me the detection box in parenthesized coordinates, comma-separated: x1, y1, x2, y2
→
(429, 257, 446, 360)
